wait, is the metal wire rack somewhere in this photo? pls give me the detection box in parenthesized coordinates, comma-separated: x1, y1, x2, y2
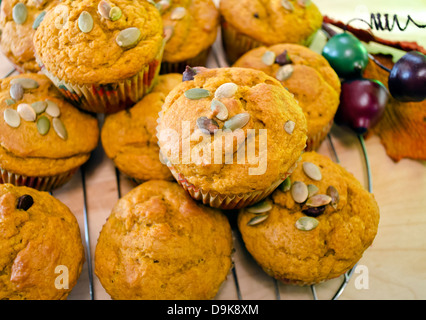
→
(1, 32, 373, 300)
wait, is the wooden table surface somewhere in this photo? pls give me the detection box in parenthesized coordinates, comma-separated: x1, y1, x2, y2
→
(1, 1, 425, 300)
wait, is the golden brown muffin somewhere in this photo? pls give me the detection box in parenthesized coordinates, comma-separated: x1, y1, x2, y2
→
(0, 184, 85, 300)
(233, 44, 341, 151)
(33, 0, 164, 113)
(157, 67, 307, 209)
(156, 0, 219, 73)
(95, 180, 233, 300)
(238, 151, 380, 285)
(220, 0, 323, 63)
(0, 73, 99, 190)
(0, 0, 59, 73)
(101, 73, 182, 183)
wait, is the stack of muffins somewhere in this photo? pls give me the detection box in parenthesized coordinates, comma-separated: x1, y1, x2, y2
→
(0, 0, 380, 300)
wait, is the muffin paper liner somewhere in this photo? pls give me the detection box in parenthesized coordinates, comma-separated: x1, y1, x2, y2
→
(167, 160, 299, 210)
(35, 45, 164, 114)
(305, 120, 334, 152)
(0, 167, 78, 191)
(221, 20, 265, 64)
(160, 48, 211, 74)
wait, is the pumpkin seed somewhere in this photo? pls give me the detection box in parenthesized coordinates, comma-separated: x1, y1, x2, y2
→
(17, 103, 36, 122)
(5, 99, 15, 106)
(98, 0, 112, 19)
(10, 78, 39, 89)
(302, 162, 322, 181)
(281, 0, 295, 11)
(284, 120, 295, 134)
(276, 64, 294, 81)
(302, 205, 326, 217)
(16, 194, 34, 211)
(52, 117, 68, 140)
(247, 214, 269, 226)
(196, 116, 219, 134)
(37, 116, 50, 135)
(4, 109, 20, 128)
(275, 49, 292, 66)
(116, 27, 142, 48)
(78, 11, 94, 33)
(280, 177, 291, 192)
(12, 3, 27, 24)
(109, 7, 122, 21)
(223, 113, 250, 131)
(247, 200, 272, 214)
(10, 83, 24, 101)
(306, 194, 331, 207)
(171, 7, 186, 20)
(182, 65, 196, 82)
(45, 100, 60, 117)
(32, 11, 46, 29)
(157, 0, 171, 12)
(297, 0, 311, 7)
(163, 25, 174, 42)
(31, 101, 47, 114)
(295, 216, 319, 231)
(307, 184, 319, 197)
(291, 181, 308, 203)
(262, 51, 276, 66)
(214, 82, 238, 99)
(210, 99, 228, 121)
(327, 186, 339, 209)
(184, 88, 210, 100)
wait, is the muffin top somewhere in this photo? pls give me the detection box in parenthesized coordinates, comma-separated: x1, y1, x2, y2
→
(0, 0, 59, 73)
(219, 0, 323, 45)
(33, 0, 164, 84)
(159, 0, 219, 63)
(0, 184, 84, 300)
(233, 44, 341, 138)
(95, 180, 233, 300)
(101, 73, 182, 182)
(0, 73, 99, 175)
(157, 67, 307, 195)
(238, 151, 380, 285)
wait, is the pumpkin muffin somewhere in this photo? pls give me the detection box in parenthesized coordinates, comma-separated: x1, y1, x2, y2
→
(233, 44, 341, 151)
(101, 73, 182, 183)
(0, 0, 59, 73)
(220, 0, 323, 63)
(95, 180, 233, 300)
(157, 67, 307, 209)
(0, 73, 99, 191)
(0, 184, 85, 300)
(155, 0, 219, 73)
(33, 0, 164, 113)
(238, 151, 380, 285)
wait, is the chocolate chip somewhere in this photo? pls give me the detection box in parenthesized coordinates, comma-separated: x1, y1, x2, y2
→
(302, 205, 326, 217)
(197, 116, 219, 134)
(275, 50, 292, 66)
(182, 66, 196, 82)
(253, 13, 259, 18)
(17, 194, 34, 211)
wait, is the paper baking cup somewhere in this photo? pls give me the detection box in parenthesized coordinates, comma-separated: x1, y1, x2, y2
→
(221, 20, 265, 64)
(167, 161, 299, 210)
(0, 167, 78, 191)
(36, 48, 164, 114)
(305, 120, 334, 151)
(160, 48, 211, 74)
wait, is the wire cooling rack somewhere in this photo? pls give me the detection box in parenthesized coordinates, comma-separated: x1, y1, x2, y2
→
(0, 28, 374, 301)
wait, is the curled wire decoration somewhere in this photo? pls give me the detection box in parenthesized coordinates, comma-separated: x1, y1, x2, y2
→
(346, 14, 426, 33)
